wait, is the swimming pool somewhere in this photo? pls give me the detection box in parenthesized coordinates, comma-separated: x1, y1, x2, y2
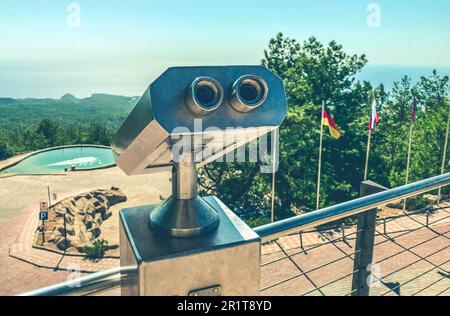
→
(2, 146, 115, 174)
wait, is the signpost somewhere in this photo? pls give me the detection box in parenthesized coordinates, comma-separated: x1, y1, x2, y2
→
(39, 211, 48, 221)
(39, 201, 49, 243)
(40, 201, 48, 212)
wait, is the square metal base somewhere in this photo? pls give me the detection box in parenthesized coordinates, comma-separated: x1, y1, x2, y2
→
(120, 196, 261, 296)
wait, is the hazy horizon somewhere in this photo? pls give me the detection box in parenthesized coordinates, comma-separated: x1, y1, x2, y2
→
(1, 0, 449, 98)
(0, 64, 449, 99)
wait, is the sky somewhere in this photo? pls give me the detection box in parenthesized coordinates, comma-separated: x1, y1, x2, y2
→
(0, 0, 449, 98)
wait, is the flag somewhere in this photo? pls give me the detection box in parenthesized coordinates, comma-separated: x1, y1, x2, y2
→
(369, 98, 380, 133)
(322, 108, 341, 139)
(411, 97, 417, 123)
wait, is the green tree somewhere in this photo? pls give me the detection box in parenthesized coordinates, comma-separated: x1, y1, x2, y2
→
(411, 71, 450, 183)
(36, 118, 62, 147)
(201, 33, 375, 219)
(0, 140, 12, 160)
(23, 128, 49, 151)
(87, 123, 111, 146)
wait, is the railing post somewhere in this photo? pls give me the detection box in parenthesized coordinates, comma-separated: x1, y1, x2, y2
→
(351, 180, 388, 296)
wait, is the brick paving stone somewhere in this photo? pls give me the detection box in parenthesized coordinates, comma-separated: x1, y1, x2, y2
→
(392, 226, 438, 249)
(290, 243, 349, 274)
(260, 275, 316, 296)
(277, 235, 301, 251)
(385, 216, 423, 233)
(431, 222, 450, 235)
(380, 261, 436, 296)
(304, 257, 354, 288)
(426, 247, 450, 267)
(374, 238, 408, 263)
(260, 258, 301, 290)
(261, 242, 281, 255)
(407, 268, 450, 296)
(376, 250, 422, 277)
(302, 290, 323, 296)
(261, 251, 286, 266)
(326, 238, 355, 256)
(319, 275, 353, 296)
(408, 236, 448, 258)
(438, 287, 450, 296)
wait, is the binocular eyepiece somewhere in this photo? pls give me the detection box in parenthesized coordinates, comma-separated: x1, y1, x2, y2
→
(112, 65, 287, 176)
(186, 75, 269, 115)
(186, 77, 224, 114)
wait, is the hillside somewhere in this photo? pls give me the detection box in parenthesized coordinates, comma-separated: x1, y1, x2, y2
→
(0, 93, 137, 134)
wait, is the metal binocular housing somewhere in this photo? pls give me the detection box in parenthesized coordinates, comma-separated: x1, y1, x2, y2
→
(112, 65, 287, 238)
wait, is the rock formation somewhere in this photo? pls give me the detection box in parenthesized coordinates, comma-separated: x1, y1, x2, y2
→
(35, 187, 127, 253)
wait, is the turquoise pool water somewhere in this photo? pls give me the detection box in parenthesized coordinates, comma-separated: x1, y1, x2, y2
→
(2, 146, 115, 174)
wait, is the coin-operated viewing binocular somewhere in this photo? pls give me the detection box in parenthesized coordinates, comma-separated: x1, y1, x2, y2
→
(113, 66, 287, 237)
(113, 66, 287, 238)
(114, 66, 287, 296)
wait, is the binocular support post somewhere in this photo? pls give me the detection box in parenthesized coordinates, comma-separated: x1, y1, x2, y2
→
(149, 152, 220, 238)
(116, 66, 286, 295)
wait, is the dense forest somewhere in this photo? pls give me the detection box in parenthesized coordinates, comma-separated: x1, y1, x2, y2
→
(0, 93, 135, 158)
(1, 33, 449, 223)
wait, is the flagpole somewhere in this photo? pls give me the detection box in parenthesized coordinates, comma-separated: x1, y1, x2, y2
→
(364, 128, 372, 181)
(438, 102, 450, 203)
(403, 122, 414, 212)
(316, 100, 325, 210)
(271, 128, 278, 222)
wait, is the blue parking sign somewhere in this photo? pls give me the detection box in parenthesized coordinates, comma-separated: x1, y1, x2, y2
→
(39, 211, 48, 221)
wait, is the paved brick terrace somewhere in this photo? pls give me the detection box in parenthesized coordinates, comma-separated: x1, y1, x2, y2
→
(1, 166, 448, 296)
(260, 205, 450, 296)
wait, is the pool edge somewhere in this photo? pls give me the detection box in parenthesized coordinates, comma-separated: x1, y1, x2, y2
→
(0, 144, 116, 174)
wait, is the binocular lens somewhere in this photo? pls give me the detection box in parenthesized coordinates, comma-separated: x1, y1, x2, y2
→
(231, 75, 269, 112)
(239, 83, 259, 104)
(195, 85, 217, 108)
(186, 77, 224, 114)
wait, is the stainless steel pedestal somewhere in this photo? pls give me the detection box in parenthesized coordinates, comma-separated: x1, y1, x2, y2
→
(120, 196, 261, 296)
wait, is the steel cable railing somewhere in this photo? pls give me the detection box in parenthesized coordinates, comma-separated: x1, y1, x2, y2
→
(260, 205, 450, 296)
(255, 173, 450, 242)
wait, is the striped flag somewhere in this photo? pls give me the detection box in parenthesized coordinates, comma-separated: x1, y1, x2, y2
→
(411, 97, 417, 123)
(322, 108, 341, 139)
(369, 98, 380, 133)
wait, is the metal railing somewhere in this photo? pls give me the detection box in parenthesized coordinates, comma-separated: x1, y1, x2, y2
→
(19, 172, 450, 296)
(255, 173, 450, 242)
(259, 203, 450, 296)
(19, 266, 136, 296)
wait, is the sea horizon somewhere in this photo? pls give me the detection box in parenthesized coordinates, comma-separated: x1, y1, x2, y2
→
(0, 64, 449, 100)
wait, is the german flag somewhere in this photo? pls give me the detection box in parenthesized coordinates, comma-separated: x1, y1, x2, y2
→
(322, 109, 341, 139)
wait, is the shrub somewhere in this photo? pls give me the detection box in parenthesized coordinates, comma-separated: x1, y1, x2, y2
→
(245, 217, 272, 228)
(84, 239, 109, 260)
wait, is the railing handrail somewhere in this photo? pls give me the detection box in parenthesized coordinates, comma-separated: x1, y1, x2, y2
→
(254, 172, 450, 242)
(19, 266, 136, 296)
(18, 172, 450, 296)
